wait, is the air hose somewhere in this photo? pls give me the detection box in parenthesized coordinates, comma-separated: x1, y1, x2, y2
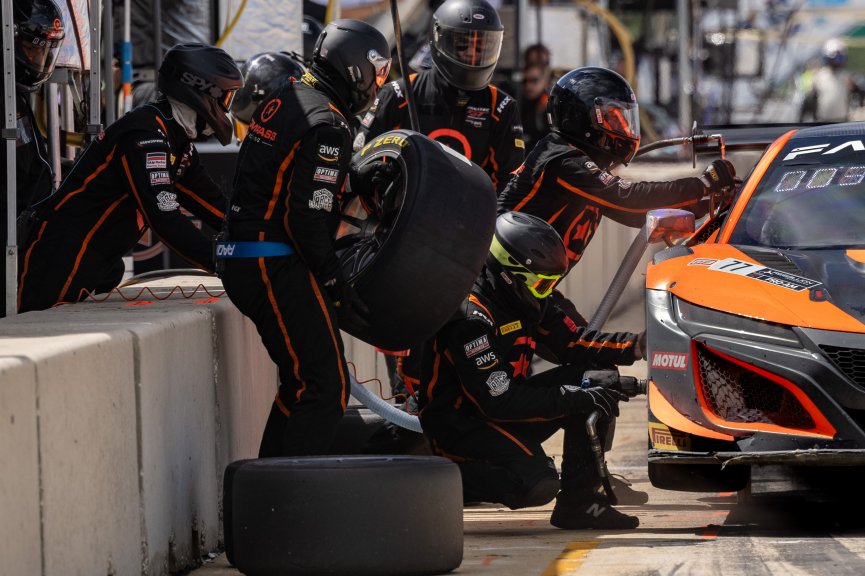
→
(349, 373, 423, 433)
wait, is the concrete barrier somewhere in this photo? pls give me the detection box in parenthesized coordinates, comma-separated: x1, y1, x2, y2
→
(0, 280, 390, 576)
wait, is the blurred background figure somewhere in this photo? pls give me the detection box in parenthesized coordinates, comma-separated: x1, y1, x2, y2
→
(799, 38, 861, 122)
(519, 62, 552, 152)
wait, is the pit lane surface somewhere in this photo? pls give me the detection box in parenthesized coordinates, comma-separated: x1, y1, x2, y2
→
(193, 365, 865, 575)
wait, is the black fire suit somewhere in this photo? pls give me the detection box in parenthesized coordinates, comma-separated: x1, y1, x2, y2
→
(2, 92, 53, 316)
(417, 267, 641, 508)
(220, 75, 354, 457)
(358, 68, 525, 192)
(498, 132, 709, 273)
(17, 99, 226, 312)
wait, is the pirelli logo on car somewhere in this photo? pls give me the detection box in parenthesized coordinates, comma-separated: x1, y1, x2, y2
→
(649, 423, 691, 451)
(651, 352, 688, 370)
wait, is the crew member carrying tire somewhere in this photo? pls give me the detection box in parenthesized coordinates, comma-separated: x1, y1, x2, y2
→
(17, 43, 242, 312)
(417, 211, 645, 529)
(219, 20, 392, 457)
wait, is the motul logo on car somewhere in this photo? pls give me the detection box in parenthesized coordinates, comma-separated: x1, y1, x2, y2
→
(651, 352, 688, 370)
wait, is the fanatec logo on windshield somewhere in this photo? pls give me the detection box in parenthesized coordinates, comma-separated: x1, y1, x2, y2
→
(783, 140, 865, 161)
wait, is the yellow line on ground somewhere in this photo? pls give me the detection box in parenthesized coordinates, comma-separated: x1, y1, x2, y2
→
(539, 540, 600, 576)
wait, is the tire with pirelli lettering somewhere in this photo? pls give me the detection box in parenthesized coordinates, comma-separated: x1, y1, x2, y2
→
(336, 129, 497, 350)
(223, 455, 463, 575)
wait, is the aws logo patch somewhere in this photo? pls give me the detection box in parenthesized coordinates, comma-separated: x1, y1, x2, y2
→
(318, 144, 341, 162)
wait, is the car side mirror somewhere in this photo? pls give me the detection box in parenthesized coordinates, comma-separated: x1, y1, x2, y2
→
(646, 209, 695, 247)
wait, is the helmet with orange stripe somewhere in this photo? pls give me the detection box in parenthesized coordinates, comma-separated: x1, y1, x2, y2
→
(547, 67, 640, 168)
(430, 0, 503, 92)
(13, 0, 66, 92)
(487, 212, 567, 309)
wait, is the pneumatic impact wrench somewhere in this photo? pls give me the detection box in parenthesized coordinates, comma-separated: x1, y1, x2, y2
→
(580, 370, 647, 505)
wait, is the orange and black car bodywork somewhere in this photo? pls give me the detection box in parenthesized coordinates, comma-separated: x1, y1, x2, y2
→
(646, 122, 865, 491)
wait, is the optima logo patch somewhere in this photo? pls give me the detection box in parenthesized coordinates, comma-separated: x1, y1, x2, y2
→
(464, 335, 490, 358)
(651, 352, 688, 370)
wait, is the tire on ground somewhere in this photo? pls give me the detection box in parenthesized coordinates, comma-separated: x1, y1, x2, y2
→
(648, 461, 750, 492)
(337, 130, 497, 350)
(224, 455, 463, 576)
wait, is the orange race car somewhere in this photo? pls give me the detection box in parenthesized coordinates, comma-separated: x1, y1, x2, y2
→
(645, 121, 865, 492)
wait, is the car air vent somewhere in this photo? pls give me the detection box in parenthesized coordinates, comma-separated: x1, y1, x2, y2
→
(820, 345, 865, 388)
(736, 247, 808, 277)
(696, 344, 815, 429)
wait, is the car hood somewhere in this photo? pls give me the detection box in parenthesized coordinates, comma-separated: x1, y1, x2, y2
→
(647, 244, 865, 333)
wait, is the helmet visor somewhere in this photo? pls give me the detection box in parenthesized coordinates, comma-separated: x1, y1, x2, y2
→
(524, 272, 561, 299)
(435, 26, 503, 68)
(220, 88, 237, 112)
(17, 29, 63, 81)
(368, 49, 391, 88)
(592, 98, 640, 140)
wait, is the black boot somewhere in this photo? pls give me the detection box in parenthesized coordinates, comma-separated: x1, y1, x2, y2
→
(550, 491, 639, 530)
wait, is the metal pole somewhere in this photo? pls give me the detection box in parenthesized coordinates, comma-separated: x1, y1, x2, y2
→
(389, 0, 419, 131)
(88, 0, 102, 138)
(3, 0, 19, 316)
(586, 224, 650, 331)
(677, 0, 692, 132)
(153, 0, 162, 69)
(47, 83, 62, 189)
(103, 0, 115, 126)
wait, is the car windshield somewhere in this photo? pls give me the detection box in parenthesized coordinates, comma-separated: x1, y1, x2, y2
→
(728, 135, 865, 250)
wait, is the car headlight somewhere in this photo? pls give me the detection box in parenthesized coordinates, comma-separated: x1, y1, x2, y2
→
(674, 297, 801, 347)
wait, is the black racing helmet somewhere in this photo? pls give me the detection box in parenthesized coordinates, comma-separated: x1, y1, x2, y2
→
(158, 43, 244, 145)
(488, 212, 568, 305)
(232, 52, 305, 124)
(13, 0, 66, 92)
(430, 0, 503, 92)
(312, 19, 391, 115)
(302, 16, 325, 64)
(547, 67, 641, 168)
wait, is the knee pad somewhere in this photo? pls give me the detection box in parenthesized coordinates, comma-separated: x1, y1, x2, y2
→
(506, 457, 560, 509)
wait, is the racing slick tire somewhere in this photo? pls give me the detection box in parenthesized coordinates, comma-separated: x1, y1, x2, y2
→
(649, 462, 750, 492)
(337, 130, 497, 351)
(224, 455, 463, 576)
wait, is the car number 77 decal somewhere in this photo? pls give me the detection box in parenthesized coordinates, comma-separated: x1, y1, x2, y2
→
(708, 258, 822, 291)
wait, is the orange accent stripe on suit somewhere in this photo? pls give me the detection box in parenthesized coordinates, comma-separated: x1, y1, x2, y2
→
(57, 196, 126, 303)
(468, 294, 495, 323)
(176, 182, 224, 219)
(257, 249, 305, 391)
(17, 220, 48, 309)
(307, 269, 349, 410)
(485, 421, 534, 455)
(55, 145, 117, 210)
(265, 142, 300, 221)
(513, 170, 546, 212)
(556, 177, 702, 213)
(154, 115, 168, 135)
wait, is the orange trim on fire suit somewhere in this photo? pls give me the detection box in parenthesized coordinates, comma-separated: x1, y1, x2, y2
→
(17, 220, 48, 309)
(154, 115, 168, 135)
(513, 170, 545, 212)
(556, 177, 703, 213)
(485, 420, 534, 455)
(468, 294, 495, 323)
(307, 269, 349, 411)
(265, 142, 300, 221)
(718, 130, 796, 243)
(54, 145, 116, 210)
(58, 196, 126, 303)
(648, 380, 734, 441)
(694, 341, 836, 438)
(176, 182, 224, 219)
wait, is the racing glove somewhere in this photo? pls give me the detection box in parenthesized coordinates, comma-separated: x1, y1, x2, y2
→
(560, 385, 629, 419)
(349, 159, 399, 200)
(324, 274, 372, 331)
(700, 159, 737, 197)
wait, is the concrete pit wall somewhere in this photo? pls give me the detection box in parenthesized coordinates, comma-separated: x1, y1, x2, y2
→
(0, 283, 391, 576)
